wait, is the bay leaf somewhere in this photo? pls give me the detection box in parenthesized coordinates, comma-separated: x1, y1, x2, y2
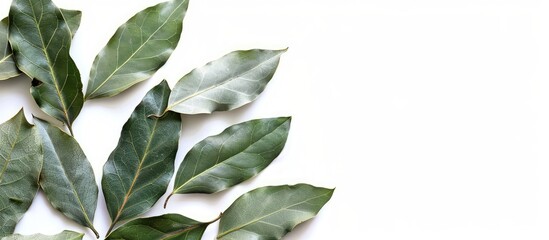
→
(217, 184, 334, 240)
(34, 118, 99, 238)
(166, 49, 286, 115)
(86, 0, 189, 99)
(106, 214, 216, 240)
(9, 0, 84, 134)
(0, 110, 42, 237)
(102, 80, 181, 235)
(165, 117, 291, 207)
(0, 18, 19, 81)
(1, 231, 83, 240)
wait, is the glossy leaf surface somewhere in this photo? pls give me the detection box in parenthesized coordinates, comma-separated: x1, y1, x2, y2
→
(102, 81, 181, 234)
(1, 231, 83, 240)
(9, 0, 84, 131)
(167, 49, 286, 114)
(0, 111, 42, 237)
(86, 0, 188, 99)
(217, 184, 334, 240)
(34, 119, 99, 237)
(107, 214, 211, 240)
(167, 117, 291, 206)
(0, 18, 19, 81)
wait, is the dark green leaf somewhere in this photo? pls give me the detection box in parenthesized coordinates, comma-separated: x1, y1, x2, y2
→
(102, 80, 181, 235)
(165, 117, 291, 206)
(217, 184, 334, 240)
(34, 118, 99, 238)
(0, 110, 42, 237)
(9, 0, 84, 133)
(86, 0, 189, 99)
(59, 9, 82, 38)
(0, 18, 19, 81)
(167, 49, 286, 114)
(107, 214, 216, 240)
(1, 230, 83, 240)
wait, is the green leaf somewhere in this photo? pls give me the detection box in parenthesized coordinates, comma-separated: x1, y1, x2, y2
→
(106, 214, 218, 240)
(86, 0, 189, 99)
(34, 118, 99, 238)
(102, 80, 181, 235)
(0, 110, 42, 237)
(60, 9, 82, 38)
(165, 117, 291, 206)
(217, 184, 334, 240)
(8, 0, 84, 133)
(0, 18, 19, 81)
(1, 230, 83, 240)
(167, 49, 286, 115)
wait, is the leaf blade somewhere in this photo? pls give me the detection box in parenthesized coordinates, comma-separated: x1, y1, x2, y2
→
(1, 231, 83, 240)
(217, 184, 334, 240)
(167, 117, 291, 206)
(0, 110, 42, 237)
(0, 18, 19, 81)
(86, 0, 189, 99)
(167, 49, 286, 114)
(59, 9, 82, 38)
(102, 80, 181, 234)
(106, 214, 211, 240)
(8, 0, 84, 130)
(34, 118, 99, 238)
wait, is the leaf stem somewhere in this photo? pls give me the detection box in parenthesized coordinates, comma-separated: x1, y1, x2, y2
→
(105, 221, 117, 238)
(67, 124, 74, 136)
(89, 225, 100, 239)
(164, 192, 174, 208)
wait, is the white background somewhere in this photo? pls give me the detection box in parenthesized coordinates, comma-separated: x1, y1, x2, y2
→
(1, 0, 549, 239)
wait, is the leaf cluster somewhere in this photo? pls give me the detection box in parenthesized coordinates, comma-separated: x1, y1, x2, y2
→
(0, 0, 334, 239)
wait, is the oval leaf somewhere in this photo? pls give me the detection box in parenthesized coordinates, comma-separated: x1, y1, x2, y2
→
(0, 18, 19, 81)
(166, 117, 291, 206)
(0, 110, 42, 237)
(60, 9, 82, 38)
(34, 118, 99, 238)
(102, 80, 181, 235)
(86, 0, 189, 99)
(107, 214, 216, 240)
(9, 0, 84, 132)
(217, 184, 334, 240)
(167, 49, 286, 114)
(1, 231, 83, 240)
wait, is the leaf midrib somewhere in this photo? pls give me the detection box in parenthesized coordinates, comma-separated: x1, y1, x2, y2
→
(217, 191, 331, 238)
(166, 50, 284, 112)
(0, 53, 13, 65)
(174, 119, 288, 193)
(87, 0, 186, 98)
(27, 0, 72, 126)
(111, 117, 160, 224)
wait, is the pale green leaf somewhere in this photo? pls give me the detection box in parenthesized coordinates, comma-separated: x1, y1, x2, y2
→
(0, 110, 42, 237)
(9, 0, 84, 132)
(167, 49, 286, 114)
(86, 0, 189, 99)
(35, 119, 99, 238)
(166, 117, 291, 206)
(217, 184, 334, 240)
